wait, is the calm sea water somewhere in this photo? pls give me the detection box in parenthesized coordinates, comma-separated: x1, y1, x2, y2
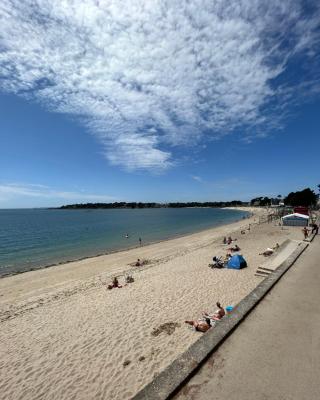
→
(0, 208, 248, 276)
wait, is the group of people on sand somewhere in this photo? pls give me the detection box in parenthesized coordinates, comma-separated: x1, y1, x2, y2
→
(185, 302, 226, 332)
(210, 236, 243, 269)
(223, 236, 235, 245)
(223, 236, 240, 251)
(106, 257, 148, 290)
(212, 236, 240, 266)
(107, 274, 134, 290)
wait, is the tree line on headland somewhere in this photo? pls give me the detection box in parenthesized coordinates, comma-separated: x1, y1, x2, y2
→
(59, 200, 245, 209)
(57, 187, 319, 209)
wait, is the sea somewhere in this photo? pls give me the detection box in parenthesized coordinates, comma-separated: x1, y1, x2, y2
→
(0, 207, 249, 277)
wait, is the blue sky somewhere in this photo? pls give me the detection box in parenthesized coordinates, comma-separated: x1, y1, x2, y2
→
(0, 0, 319, 208)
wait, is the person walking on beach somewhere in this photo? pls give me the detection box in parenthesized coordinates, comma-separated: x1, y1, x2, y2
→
(311, 223, 319, 234)
(302, 226, 309, 240)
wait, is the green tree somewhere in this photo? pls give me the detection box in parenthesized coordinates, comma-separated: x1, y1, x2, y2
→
(284, 188, 317, 207)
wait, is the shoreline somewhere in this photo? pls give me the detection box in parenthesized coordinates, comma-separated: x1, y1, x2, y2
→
(0, 208, 251, 279)
(0, 207, 261, 307)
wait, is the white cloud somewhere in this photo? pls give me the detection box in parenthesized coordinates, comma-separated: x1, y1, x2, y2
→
(0, 1, 319, 170)
(0, 183, 116, 203)
(191, 175, 203, 183)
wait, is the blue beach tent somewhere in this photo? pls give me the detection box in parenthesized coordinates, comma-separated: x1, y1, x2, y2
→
(227, 254, 247, 269)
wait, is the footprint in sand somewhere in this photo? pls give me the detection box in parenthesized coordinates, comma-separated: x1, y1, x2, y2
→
(151, 322, 181, 337)
(123, 359, 131, 367)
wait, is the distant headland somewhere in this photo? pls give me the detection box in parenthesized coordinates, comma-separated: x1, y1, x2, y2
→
(56, 201, 246, 209)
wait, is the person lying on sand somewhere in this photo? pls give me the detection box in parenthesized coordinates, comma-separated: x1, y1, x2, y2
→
(107, 276, 122, 290)
(133, 258, 150, 267)
(210, 256, 225, 268)
(228, 244, 240, 252)
(259, 248, 274, 257)
(185, 319, 211, 332)
(203, 302, 225, 321)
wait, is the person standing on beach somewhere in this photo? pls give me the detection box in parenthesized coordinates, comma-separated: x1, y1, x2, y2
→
(302, 226, 309, 239)
(139, 237, 142, 246)
(311, 223, 319, 234)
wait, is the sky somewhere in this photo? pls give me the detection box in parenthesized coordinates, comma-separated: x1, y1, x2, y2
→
(0, 0, 319, 208)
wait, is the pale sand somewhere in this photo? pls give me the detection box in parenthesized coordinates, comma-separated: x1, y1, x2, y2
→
(0, 208, 304, 400)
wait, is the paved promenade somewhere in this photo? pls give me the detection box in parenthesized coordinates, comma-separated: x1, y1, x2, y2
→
(174, 235, 320, 400)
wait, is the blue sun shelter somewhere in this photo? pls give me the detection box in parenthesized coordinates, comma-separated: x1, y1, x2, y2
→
(227, 254, 247, 269)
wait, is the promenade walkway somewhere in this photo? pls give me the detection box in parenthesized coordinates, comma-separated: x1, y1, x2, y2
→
(174, 235, 320, 400)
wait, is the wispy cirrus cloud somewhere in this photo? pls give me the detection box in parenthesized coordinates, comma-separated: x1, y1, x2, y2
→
(0, 1, 319, 170)
(191, 175, 204, 183)
(0, 183, 116, 203)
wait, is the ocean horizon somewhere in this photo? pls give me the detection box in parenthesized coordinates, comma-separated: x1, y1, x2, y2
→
(0, 207, 249, 277)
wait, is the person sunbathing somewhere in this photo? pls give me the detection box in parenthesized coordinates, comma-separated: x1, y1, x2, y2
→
(107, 276, 122, 290)
(203, 302, 225, 321)
(211, 256, 224, 268)
(185, 319, 211, 332)
(259, 248, 274, 256)
(228, 244, 240, 252)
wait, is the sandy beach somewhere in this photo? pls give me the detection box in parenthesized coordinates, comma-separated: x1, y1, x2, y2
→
(0, 207, 304, 400)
